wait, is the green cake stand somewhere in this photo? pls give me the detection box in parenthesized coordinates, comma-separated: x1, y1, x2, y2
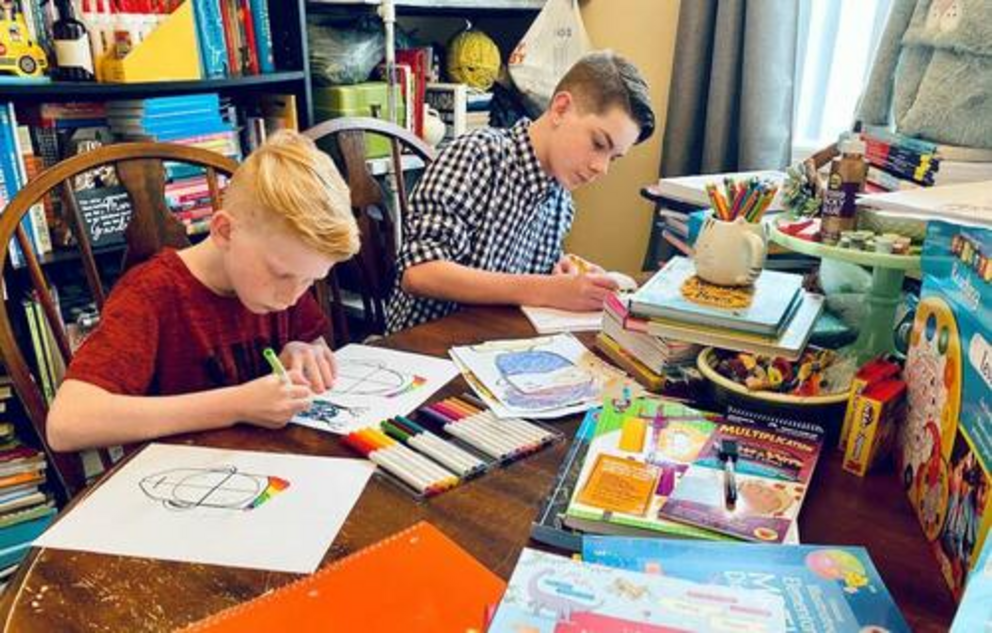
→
(769, 222, 921, 362)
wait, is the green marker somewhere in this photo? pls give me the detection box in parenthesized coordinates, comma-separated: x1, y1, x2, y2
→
(263, 347, 290, 384)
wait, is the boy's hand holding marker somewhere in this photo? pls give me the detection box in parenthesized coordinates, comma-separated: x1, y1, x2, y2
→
(547, 253, 618, 311)
(236, 348, 314, 430)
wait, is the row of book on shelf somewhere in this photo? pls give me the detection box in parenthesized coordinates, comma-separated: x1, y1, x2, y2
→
(0, 92, 297, 266)
(15, 0, 276, 82)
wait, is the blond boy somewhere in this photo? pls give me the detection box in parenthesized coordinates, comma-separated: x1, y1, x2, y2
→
(47, 130, 359, 451)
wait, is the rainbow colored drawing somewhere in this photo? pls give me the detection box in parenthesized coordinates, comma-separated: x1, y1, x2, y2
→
(247, 476, 291, 510)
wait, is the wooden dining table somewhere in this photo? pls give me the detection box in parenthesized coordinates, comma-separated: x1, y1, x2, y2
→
(0, 306, 957, 632)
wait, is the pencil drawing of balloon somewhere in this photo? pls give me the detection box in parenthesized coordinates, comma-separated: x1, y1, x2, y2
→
(139, 466, 290, 511)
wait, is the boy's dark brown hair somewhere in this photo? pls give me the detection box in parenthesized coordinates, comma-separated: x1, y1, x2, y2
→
(554, 50, 655, 144)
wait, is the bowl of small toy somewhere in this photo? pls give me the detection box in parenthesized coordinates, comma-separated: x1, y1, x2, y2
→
(697, 347, 852, 443)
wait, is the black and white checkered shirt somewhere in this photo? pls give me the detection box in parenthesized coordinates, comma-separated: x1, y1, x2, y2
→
(386, 119, 574, 333)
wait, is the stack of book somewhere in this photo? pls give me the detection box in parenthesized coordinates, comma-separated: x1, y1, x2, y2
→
(107, 94, 241, 234)
(862, 126, 992, 193)
(597, 292, 700, 394)
(560, 396, 821, 545)
(621, 257, 823, 361)
(0, 423, 56, 591)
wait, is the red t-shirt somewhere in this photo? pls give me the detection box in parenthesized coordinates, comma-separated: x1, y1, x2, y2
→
(66, 249, 328, 396)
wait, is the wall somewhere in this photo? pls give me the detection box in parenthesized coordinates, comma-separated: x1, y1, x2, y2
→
(565, 0, 681, 274)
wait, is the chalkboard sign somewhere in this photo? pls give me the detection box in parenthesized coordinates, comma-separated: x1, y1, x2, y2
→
(76, 186, 133, 247)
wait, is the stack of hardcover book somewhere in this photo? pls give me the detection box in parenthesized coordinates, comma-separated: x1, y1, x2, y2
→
(621, 257, 823, 361)
(862, 126, 992, 193)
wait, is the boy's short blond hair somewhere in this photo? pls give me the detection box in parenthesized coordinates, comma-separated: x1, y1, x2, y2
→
(223, 129, 360, 260)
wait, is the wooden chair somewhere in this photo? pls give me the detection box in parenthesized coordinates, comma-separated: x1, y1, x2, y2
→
(302, 117, 435, 342)
(0, 142, 238, 501)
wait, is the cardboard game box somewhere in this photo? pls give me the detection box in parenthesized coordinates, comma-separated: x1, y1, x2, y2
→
(898, 220, 991, 600)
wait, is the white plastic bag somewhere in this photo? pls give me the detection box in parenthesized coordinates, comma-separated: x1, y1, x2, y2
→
(508, 0, 592, 116)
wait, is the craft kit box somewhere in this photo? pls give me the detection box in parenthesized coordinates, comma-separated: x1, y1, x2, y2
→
(898, 220, 991, 600)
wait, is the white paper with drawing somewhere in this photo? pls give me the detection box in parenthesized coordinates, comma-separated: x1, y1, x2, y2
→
(449, 333, 626, 419)
(33, 444, 374, 573)
(292, 345, 459, 434)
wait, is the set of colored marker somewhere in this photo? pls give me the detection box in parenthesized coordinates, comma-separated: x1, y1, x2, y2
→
(380, 417, 487, 479)
(342, 427, 460, 496)
(416, 395, 561, 462)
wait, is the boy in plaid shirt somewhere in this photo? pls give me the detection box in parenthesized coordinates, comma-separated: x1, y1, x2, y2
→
(387, 50, 655, 333)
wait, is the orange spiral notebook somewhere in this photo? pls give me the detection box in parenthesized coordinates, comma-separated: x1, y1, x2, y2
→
(181, 521, 506, 633)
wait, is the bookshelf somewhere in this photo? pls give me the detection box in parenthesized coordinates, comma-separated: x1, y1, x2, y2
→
(4, 1, 313, 126)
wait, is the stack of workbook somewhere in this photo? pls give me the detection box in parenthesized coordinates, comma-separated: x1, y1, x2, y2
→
(561, 396, 820, 545)
(622, 257, 823, 361)
(0, 423, 56, 590)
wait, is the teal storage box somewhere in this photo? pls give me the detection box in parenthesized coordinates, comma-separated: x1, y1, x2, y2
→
(312, 82, 406, 159)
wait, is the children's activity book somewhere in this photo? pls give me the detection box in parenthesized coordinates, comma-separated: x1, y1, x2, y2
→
(582, 537, 911, 633)
(659, 420, 821, 543)
(564, 396, 729, 540)
(292, 345, 458, 435)
(449, 334, 628, 419)
(33, 444, 374, 573)
(898, 220, 991, 598)
(629, 256, 804, 336)
(488, 547, 787, 632)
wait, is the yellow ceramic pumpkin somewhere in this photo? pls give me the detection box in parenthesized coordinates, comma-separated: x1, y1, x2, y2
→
(447, 28, 501, 91)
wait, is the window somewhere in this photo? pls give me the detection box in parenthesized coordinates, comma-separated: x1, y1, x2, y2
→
(792, 0, 893, 161)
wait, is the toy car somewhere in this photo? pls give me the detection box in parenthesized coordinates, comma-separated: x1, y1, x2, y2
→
(0, 12, 48, 77)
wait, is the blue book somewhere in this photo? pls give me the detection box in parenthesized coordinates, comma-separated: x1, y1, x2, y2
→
(191, 0, 229, 78)
(123, 120, 232, 142)
(952, 535, 992, 632)
(109, 94, 221, 115)
(249, 0, 275, 73)
(630, 256, 804, 336)
(0, 103, 34, 267)
(583, 536, 911, 633)
(489, 548, 787, 632)
(0, 541, 32, 570)
(0, 513, 55, 551)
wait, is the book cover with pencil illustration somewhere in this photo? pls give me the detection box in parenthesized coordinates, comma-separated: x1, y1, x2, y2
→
(659, 421, 822, 543)
(629, 257, 805, 336)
